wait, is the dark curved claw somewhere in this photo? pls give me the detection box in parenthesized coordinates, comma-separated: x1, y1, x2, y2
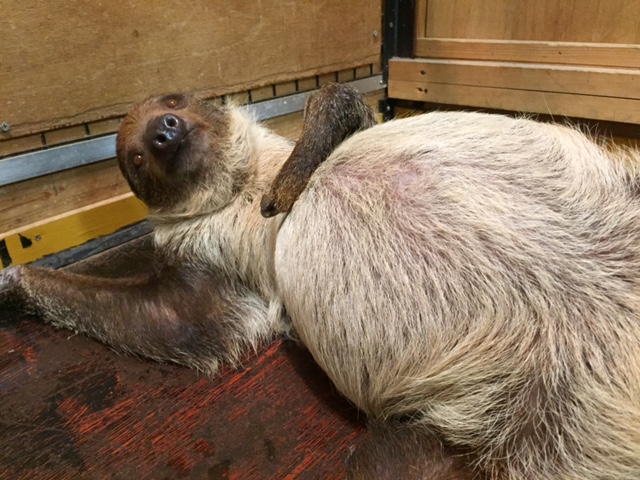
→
(261, 83, 377, 218)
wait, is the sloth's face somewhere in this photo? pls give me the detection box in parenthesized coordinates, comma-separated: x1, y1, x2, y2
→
(116, 93, 230, 211)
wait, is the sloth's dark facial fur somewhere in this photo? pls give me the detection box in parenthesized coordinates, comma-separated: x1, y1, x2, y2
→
(116, 94, 230, 211)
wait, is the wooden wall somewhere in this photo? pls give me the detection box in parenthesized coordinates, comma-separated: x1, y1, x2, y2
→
(1, 0, 381, 138)
(421, 0, 640, 43)
(0, 1, 383, 267)
(390, 0, 640, 123)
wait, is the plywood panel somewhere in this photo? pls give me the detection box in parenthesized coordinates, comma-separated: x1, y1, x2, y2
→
(2, 0, 381, 137)
(424, 0, 640, 43)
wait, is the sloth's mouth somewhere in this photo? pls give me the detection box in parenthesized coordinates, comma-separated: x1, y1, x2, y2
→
(177, 127, 194, 150)
(168, 127, 194, 162)
(167, 127, 197, 174)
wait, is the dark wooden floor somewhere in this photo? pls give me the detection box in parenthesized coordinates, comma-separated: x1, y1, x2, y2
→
(0, 247, 364, 480)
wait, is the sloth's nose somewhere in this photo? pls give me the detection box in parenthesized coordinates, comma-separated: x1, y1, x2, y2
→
(145, 114, 188, 159)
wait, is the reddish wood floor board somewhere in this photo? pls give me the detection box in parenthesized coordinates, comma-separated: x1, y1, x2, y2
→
(0, 249, 363, 480)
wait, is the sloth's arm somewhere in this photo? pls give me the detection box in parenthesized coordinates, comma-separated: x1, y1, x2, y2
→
(0, 245, 262, 373)
(260, 82, 377, 217)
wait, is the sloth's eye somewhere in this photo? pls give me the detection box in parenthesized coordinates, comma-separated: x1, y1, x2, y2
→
(132, 154, 144, 166)
(162, 94, 186, 109)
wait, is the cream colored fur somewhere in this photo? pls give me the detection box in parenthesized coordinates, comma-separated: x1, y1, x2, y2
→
(153, 109, 292, 344)
(152, 107, 640, 479)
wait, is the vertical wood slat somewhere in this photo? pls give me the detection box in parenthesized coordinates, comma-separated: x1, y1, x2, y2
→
(415, 0, 428, 38)
(0, 134, 44, 157)
(250, 85, 275, 103)
(225, 91, 250, 106)
(318, 72, 338, 86)
(44, 125, 88, 146)
(274, 81, 297, 97)
(337, 69, 356, 83)
(88, 118, 123, 136)
(355, 65, 372, 78)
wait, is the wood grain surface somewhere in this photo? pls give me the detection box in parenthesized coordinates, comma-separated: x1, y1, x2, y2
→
(423, 0, 640, 43)
(0, 240, 364, 479)
(415, 39, 640, 69)
(391, 58, 640, 100)
(0, 159, 130, 234)
(388, 76, 640, 125)
(1, 0, 381, 137)
(407, 0, 640, 121)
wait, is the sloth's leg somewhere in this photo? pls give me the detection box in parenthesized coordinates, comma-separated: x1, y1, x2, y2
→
(260, 82, 377, 217)
(0, 244, 267, 373)
(347, 422, 482, 480)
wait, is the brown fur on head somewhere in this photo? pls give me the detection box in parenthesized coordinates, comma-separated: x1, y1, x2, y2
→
(116, 94, 233, 213)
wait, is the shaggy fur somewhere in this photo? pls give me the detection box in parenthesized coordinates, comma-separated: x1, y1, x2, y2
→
(347, 422, 480, 480)
(2, 85, 640, 479)
(276, 111, 640, 479)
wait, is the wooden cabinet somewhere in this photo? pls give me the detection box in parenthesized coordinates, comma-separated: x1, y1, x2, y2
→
(388, 0, 640, 124)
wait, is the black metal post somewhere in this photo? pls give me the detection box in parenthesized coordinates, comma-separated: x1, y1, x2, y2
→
(381, 0, 416, 120)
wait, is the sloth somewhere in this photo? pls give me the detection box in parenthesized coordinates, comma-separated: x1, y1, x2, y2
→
(2, 83, 640, 479)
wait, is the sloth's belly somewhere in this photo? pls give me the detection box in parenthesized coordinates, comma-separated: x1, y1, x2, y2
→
(273, 128, 640, 418)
